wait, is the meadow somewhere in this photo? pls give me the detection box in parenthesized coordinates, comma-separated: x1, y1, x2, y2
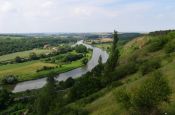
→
(0, 49, 51, 62)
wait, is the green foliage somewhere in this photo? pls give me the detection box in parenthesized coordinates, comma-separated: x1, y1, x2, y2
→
(164, 41, 175, 54)
(0, 88, 12, 110)
(75, 44, 87, 53)
(105, 30, 119, 74)
(82, 58, 88, 65)
(34, 75, 56, 115)
(59, 77, 75, 89)
(64, 53, 83, 62)
(69, 76, 102, 101)
(56, 107, 88, 115)
(147, 31, 175, 53)
(140, 59, 161, 75)
(147, 37, 168, 52)
(2, 75, 18, 84)
(15, 56, 22, 63)
(29, 52, 38, 60)
(115, 71, 172, 114)
(0, 37, 77, 56)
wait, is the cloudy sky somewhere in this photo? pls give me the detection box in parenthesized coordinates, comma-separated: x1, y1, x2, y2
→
(0, 0, 175, 33)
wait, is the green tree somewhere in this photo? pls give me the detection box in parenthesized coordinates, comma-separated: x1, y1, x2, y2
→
(29, 52, 38, 60)
(75, 44, 87, 53)
(106, 30, 119, 71)
(34, 74, 56, 115)
(0, 88, 11, 110)
(82, 58, 88, 65)
(15, 56, 22, 63)
(104, 30, 119, 83)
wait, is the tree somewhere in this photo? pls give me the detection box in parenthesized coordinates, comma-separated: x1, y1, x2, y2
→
(75, 44, 87, 53)
(15, 56, 22, 63)
(34, 74, 56, 115)
(64, 77, 75, 88)
(98, 55, 102, 65)
(115, 71, 172, 115)
(29, 52, 38, 60)
(0, 88, 11, 110)
(82, 58, 88, 65)
(104, 30, 120, 83)
(112, 30, 119, 51)
(106, 30, 119, 71)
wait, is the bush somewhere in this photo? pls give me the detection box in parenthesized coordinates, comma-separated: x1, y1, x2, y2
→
(75, 44, 87, 53)
(111, 62, 138, 81)
(15, 56, 22, 63)
(59, 77, 75, 89)
(0, 88, 12, 110)
(115, 71, 172, 114)
(82, 58, 88, 65)
(147, 37, 168, 52)
(140, 59, 161, 75)
(69, 76, 102, 101)
(56, 107, 88, 115)
(64, 53, 83, 62)
(2, 75, 18, 84)
(36, 66, 55, 72)
(164, 41, 175, 53)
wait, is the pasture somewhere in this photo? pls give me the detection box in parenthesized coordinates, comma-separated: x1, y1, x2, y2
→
(0, 49, 51, 62)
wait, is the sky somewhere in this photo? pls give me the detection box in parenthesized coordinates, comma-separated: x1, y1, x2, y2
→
(0, 0, 175, 33)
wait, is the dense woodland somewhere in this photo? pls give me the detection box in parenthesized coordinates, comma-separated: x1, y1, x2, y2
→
(0, 37, 78, 56)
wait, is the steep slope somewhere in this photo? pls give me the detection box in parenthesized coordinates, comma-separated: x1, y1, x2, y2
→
(70, 33, 175, 115)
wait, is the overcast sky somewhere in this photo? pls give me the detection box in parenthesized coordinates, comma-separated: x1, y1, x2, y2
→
(0, 0, 175, 33)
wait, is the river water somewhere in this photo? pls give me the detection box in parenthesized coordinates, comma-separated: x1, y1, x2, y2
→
(12, 40, 109, 93)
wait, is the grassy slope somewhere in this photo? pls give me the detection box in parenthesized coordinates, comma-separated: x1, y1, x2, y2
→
(70, 36, 175, 115)
(0, 49, 51, 62)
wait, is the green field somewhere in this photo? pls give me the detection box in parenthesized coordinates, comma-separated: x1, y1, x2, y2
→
(0, 50, 92, 82)
(0, 49, 51, 62)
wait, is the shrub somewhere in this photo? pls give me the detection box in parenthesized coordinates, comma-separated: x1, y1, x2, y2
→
(14, 56, 22, 63)
(2, 75, 18, 84)
(75, 44, 87, 53)
(64, 53, 83, 62)
(36, 66, 55, 72)
(69, 76, 102, 101)
(140, 59, 161, 75)
(115, 71, 172, 114)
(82, 58, 88, 65)
(147, 37, 168, 52)
(0, 88, 12, 110)
(111, 62, 138, 81)
(164, 41, 175, 53)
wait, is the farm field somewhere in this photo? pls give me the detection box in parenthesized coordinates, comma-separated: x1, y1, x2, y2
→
(0, 50, 92, 82)
(0, 49, 52, 62)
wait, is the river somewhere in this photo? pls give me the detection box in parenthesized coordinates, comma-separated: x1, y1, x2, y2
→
(12, 40, 109, 93)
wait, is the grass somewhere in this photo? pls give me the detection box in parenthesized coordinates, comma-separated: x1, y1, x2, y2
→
(68, 36, 175, 115)
(94, 43, 111, 52)
(0, 50, 92, 82)
(0, 49, 51, 62)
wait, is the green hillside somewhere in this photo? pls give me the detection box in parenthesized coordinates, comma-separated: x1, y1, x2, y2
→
(67, 31, 175, 115)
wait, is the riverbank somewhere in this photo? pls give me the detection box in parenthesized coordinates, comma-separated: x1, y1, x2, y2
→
(12, 41, 109, 93)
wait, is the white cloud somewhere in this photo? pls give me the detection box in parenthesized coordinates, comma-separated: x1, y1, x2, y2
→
(0, 0, 175, 33)
(0, 1, 15, 13)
